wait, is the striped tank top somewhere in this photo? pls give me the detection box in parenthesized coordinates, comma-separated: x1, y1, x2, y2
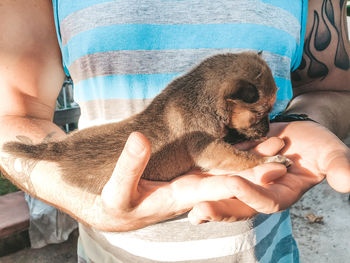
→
(52, 1, 307, 262)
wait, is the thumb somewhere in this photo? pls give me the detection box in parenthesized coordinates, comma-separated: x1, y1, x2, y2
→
(101, 132, 151, 210)
(325, 150, 350, 193)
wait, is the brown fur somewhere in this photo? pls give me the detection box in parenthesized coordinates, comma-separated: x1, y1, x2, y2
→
(3, 52, 288, 194)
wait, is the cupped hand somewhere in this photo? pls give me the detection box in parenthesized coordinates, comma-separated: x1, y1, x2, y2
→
(269, 121, 350, 193)
(188, 121, 350, 224)
(93, 132, 286, 232)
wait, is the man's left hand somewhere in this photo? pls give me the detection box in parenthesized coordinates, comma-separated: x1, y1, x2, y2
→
(188, 121, 350, 224)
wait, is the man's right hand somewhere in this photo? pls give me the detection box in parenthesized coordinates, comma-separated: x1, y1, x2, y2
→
(93, 132, 287, 232)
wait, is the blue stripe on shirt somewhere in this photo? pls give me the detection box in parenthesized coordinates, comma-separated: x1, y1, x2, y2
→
(63, 24, 298, 68)
(275, 77, 293, 101)
(255, 210, 299, 262)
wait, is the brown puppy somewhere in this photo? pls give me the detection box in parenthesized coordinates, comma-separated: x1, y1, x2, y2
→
(3, 52, 289, 195)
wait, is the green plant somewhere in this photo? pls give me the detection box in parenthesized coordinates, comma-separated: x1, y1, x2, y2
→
(0, 171, 19, 195)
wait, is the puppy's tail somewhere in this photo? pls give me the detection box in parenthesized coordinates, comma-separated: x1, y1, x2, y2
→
(2, 141, 64, 161)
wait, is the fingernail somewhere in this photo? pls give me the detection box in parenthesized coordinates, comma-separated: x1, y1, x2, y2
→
(126, 133, 146, 156)
(188, 214, 201, 225)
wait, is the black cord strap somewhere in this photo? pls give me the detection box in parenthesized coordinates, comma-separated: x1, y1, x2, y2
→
(270, 113, 317, 123)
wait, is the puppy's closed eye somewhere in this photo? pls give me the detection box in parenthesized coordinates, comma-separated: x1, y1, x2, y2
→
(228, 80, 259, 104)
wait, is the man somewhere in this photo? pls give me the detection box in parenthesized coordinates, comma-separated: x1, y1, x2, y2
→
(0, 0, 349, 262)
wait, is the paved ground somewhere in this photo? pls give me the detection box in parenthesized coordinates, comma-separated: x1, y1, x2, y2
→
(291, 182, 350, 262)
(292, 135, 350, 262)
(0, 230, 78, 263)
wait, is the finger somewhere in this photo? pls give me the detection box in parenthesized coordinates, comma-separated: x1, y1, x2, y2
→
(188, 199, 256, 225)
(201, 163, 286, 203)
(234, 139, 264, 151)
(252, 136, 285, 156)
(101, 132, 151, 210)
(233, 162, 287, 185)
(325, 151, 350, 193)
(223, 175, 288, 213)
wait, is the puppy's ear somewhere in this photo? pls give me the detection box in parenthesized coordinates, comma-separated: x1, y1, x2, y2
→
(227, 80, 259, 104)
(257, 50, 263, 56)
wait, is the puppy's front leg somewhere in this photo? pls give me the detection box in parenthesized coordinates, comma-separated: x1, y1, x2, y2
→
(190, 139, 263, 172)
(191, 139, 290, 173)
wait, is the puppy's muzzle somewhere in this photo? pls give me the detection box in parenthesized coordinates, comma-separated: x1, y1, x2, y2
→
(242, 116, 270, 139)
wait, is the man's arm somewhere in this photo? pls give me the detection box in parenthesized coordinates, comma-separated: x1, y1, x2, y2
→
(288, 0, 350, 138)
(0, 0, 100, 225)
(0, 0, 152, 230)
(0, 0, 67, 195)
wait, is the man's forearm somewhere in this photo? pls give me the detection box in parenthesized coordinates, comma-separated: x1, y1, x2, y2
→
(0, 115, 101, 227)
(288, 0, 350, 140)
(0, 115, 66, 195)
(284, 91, 350, 139)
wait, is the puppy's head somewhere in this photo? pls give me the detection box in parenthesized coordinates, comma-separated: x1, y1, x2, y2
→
(224, 83, 275, 140)
(200, 52, 277, 140)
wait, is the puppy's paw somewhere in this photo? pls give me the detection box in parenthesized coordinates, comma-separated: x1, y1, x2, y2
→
(263, 155, 293, 168)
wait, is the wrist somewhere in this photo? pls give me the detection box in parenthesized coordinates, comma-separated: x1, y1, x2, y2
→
(280, 92, 350, 138)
